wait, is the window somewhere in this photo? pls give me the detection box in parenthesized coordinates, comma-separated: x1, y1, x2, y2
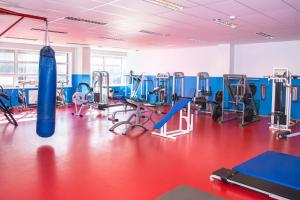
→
(0, 49, 72, 88)
(56, 52, 70, 84)
(91, 53, 127, 86)
(0, 50, 15, 86)
(17, 51, 39, 87)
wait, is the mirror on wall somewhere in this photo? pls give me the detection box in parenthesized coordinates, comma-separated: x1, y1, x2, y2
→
(261, 84, 267, 100)
(291, 86, 299, 102)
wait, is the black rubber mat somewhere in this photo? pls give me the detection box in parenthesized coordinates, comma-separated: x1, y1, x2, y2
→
(157, 185, 223, 200)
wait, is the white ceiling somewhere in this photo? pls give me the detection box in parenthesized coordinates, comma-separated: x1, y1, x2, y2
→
(0, 0, 300, 49)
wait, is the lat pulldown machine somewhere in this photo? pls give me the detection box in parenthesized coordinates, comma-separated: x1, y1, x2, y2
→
(193, 72, 213, 114)
(172, 72, 185, 105)
(150, 72, 171, 105)
(268, 68, 300, 139)
(220, 74, 259, 126)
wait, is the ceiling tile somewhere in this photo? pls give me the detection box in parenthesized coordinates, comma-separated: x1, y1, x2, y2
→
(283, 0, 300, 10)
(264, 7, 300, 26)
(187, 0, 231, 6)
(157, 11, 202, 25)
(235, 0, 290, 12)
(182, 5, 227, 20)
(206, 0, 257, 17)
(112, 0, 174, 14)
(239, 13, 281, 29)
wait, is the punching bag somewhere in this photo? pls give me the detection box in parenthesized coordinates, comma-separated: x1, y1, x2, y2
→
(36, 46, 57, 137)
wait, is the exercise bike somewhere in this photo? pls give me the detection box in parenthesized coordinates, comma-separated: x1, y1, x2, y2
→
(0, 86, 18, 126)
(72, 83, 94, 117)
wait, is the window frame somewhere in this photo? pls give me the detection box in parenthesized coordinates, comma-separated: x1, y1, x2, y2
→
(90, 53, 126, 86)
(0, 48, 72, 88)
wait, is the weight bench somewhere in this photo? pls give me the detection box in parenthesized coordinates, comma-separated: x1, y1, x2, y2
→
(152, 98, 193, 140)
(210, 151, 300, 200)
(109, 98, 155, 134)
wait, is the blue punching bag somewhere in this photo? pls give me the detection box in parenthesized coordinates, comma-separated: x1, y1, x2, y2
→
(36, 46, 57, 137)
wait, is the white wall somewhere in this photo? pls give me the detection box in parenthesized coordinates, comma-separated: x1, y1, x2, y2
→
(234, 40, 300, 77)
(127, 44, 231, 76)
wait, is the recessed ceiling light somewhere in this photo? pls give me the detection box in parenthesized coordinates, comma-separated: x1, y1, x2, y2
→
(213, 18, 237, 29)
(229, 15, 236, 20)
(143, 0, 184, 11)
(256, 32, 274, 39)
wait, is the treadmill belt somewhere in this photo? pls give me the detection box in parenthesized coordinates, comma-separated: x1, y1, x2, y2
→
(233, 151, 300, 191)
(213, 168, 300, 200)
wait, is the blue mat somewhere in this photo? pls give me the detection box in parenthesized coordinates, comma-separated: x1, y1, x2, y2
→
(233, 151, 300, 191)
(154, 98, 192, 129)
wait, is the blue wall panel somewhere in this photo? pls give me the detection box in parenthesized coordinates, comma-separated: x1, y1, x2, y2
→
(291, 79, 300, 119)
(2, 73, 300, 119)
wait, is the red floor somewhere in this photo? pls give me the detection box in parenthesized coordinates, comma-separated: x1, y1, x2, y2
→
(0, 106, 300, 200)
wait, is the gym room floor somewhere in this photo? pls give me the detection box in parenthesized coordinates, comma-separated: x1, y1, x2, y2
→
(1, 107, 299, 200)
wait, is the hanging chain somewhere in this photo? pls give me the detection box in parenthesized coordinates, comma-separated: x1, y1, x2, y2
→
(44, 20, 50, 46)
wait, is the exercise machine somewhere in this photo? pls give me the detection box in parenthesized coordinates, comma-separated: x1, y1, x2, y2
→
(109, 98, 155, 134)
(150, 72, 171, 105)
(72, 83, 93, 117)
(56, 80, 67, 106)
(193, 72, 213, 114)
(152, 98, 193, 140)
(129, 72, 145, 99)
(210, 151, 300, 200)
(108, 73, 145, 122)
(172, 72, 185, 105)
(92, 71, 124, 110)
(220, 74, 259, 126)
(268, 68, 300, 139)
(0, 86, 18, 126)
(141, 77, 154, 102)
(16, 80, 38, 111)
(124, 70, 145, 99)
(93, 71, 109, 107)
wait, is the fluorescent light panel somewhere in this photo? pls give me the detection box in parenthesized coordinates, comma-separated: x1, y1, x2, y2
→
(213, 18, 237, 29)
(31, 28, 68, 34)
(143, 0, 184, 11)
(139, 30, 170, 37)
(65, 17, 107, 25)
(6, 36, 38, 41)
(189, 38, 201, 43)
(66, 42, 89, 45)
(100, 36, 124, 41)
(256, 32, 273, 39)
